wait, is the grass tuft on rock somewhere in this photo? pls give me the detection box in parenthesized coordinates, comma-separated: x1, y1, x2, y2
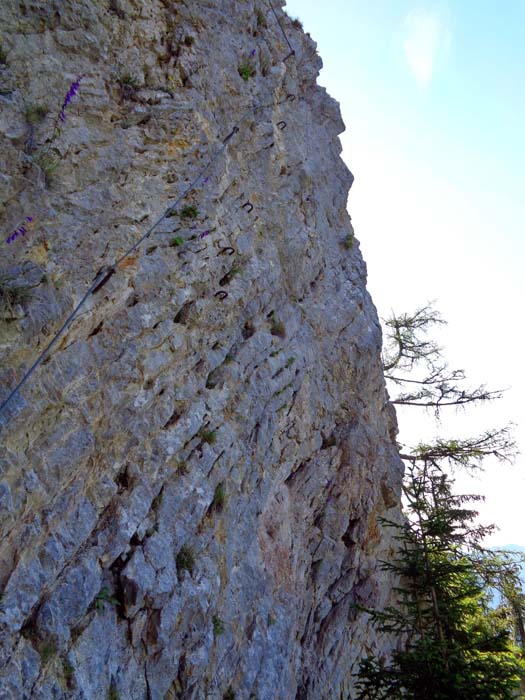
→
(0, 276, 32, 314)
(176, 545, 195, 576)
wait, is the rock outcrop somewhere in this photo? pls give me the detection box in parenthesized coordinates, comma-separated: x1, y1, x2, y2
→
(0, 1, 403, 698)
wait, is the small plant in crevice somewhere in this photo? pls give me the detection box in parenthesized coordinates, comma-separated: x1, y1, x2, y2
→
(267, 613, 276, 627)
(270, 318, 286, 339)
(58, 77, 82, 123)
(212, 614, 224, 637)
(291, 17, 303, 30)
(179, 205, 199, 220)
(6, 215, 34, 244)
(0, 276, 32, 314)
(170, 235, 184, 247)
(285, 357, 296, 368)
(256, 9, 268, 29)
(119, 74, 139, 88)
(344, 233, 354, 250)
(270, 349, 281, 357)
(23, 77, 81, 178)
(275, 381, 294, 397)
(94, 587, 119, 612)
(198, 428, 217, 445)
(33, 150, 59, 186)
(61, 659, 75, 687)
(119, 74, 139, 99)
(223, 687, 236, 700)
(43, 78, 81, 141)
(40, 642, 58, 664)
(211, 482, 226, 512)
(176, 460, 189, 475)
(176, 545, 195, 576)
(0, 45, 7, 65)
(238, 61, 256, 81)
(25, 103, 49, 126)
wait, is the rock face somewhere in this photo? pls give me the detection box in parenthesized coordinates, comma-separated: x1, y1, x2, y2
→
(0, 1, 403, 698)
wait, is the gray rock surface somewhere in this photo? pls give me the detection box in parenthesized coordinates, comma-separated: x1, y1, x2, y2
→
(0, 1, 403, 698)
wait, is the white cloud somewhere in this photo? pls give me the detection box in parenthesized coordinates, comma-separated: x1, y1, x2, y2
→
(403, 7, 451, 87)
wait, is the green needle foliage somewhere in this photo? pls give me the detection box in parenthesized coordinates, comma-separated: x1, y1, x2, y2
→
(355, 463, 525, 700)
(356, 302, 524, 699)
(382, 304, 503, 415)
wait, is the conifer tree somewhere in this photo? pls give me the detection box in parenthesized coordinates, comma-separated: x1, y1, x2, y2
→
(355, 462, 524, 700)
(382, 304, 502, 415)
(354, 304, 525, 699)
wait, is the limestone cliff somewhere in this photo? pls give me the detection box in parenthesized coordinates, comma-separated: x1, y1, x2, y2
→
(0, 1, 403, 698)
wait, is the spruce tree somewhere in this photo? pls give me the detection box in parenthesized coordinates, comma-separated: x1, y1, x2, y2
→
(355, 462, 524, 700)
(354, 304, 524, 699)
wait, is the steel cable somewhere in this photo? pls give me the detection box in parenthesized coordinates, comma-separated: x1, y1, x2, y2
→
(0, 4, 296, 420)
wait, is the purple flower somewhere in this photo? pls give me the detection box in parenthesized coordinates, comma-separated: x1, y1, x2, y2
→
(6, 216, 34, 245)
(250, 49, 257, 58)
(199, 230, 210, 239)
(203, 176, 210, 184)
(59, 77, 82, 123)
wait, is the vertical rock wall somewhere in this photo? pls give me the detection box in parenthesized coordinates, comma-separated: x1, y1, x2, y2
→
(0, 1, 403, 698)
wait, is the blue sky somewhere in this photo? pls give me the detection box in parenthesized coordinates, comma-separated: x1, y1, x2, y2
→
(285, 0, 525, 545)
